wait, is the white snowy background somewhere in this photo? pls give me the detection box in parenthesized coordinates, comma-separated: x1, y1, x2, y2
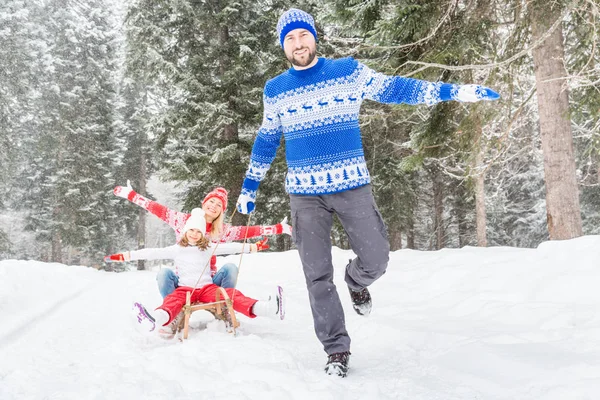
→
(1, 235, 599, 400)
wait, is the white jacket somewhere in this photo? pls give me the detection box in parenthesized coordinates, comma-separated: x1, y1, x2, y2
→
(129, 243, 250, 288)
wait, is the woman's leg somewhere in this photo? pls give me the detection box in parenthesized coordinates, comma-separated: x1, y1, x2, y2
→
(212, 263, 238, 288)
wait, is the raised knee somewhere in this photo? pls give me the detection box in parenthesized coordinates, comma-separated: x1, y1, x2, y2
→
(156, 268, 171, 281)
(222, 263, 239, 275)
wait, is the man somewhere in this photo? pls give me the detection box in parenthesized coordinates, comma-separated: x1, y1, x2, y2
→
(236, 8, 499, 377)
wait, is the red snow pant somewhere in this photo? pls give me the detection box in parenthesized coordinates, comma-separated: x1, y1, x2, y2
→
(157, 284, 258, 325)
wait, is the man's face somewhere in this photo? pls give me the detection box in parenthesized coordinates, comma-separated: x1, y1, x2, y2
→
(283, 28, 317, 68)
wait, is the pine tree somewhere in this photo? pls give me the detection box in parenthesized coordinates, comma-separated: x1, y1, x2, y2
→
(564, 1, 600, 235)
(18, 0, 122, 264)
(114, 5, 164, 269)
(323, 0, 557, 249)
(0, 0, 47, 255)
(124, 0, 293, 236)
(530, 0, 583, 239)
(326, 0, 492, 248)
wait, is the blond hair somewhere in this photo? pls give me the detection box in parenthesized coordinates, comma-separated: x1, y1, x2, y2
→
(208, 212, 224, 240)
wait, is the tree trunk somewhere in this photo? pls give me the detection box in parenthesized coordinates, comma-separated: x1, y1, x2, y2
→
(217, 21, 246, 227)
(275, 234, 292, 251)
(51, 229, 62, 263)
(531, 2, 583, 239)
(223, 123, 238, 143)
(220, 18, 238, 145)
(474, 165, 487, 247)
(389, 229, 402, 251)
(432, 167, 444, 250)
(407, 216, 415, 249)
(137, 151, 146, 271)
(596, 143, 600, 184)
(473, 116, 488, 247)
(454, 183, 469, 248)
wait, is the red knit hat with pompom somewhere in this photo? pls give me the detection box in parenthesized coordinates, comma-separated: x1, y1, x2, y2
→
(202, 187, 228, 211)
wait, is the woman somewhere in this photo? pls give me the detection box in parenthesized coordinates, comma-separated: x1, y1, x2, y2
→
(114, 182, 290, 297)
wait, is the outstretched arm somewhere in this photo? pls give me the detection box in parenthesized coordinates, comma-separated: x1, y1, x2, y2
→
(128, 246, 178, 261)
(358, 62, 499, 106)
(104, 245, 178, 262)
(114, 181, 190, 238)
(219, 217, 292, 242)
(213, 237, 269, 255)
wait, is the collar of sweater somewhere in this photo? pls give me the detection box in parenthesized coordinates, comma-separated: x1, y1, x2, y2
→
(288, 57, 326, 78)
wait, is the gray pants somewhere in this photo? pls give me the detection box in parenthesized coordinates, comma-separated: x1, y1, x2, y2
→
(290, 184, 390, 355)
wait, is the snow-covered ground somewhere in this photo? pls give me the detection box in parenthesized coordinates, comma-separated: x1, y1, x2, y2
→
(1, 236, 600, 400)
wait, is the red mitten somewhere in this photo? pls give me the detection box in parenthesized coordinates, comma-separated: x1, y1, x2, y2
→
(104, 253, 126, 262)
(255, 237, 269, 252)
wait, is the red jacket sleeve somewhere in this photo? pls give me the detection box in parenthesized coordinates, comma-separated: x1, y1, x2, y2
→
(123, 190, 190, 239)
(219, 223, 283, 242)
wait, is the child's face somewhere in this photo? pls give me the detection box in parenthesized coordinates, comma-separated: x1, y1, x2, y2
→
(202, 198, 223, 222)
(185, 228, 203, 244)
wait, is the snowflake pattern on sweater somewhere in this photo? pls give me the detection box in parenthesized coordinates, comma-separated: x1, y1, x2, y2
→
(243, 57, 459, 196)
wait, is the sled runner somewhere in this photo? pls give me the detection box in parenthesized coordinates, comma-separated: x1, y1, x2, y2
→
(180, 287, 240, 339)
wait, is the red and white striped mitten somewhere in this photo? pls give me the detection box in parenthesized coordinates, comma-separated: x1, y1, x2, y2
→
(113, 180, 135, 201)
(275, 217, 292, 236)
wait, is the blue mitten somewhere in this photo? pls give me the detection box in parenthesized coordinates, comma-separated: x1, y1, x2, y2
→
(453, 84, 500, 102)
(237, 178, 259, 214)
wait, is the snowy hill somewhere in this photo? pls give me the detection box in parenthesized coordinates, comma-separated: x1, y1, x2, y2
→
(1, 236, 600, 400)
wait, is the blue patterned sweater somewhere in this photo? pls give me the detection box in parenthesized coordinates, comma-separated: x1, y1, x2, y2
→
(242, 57, 459, 197)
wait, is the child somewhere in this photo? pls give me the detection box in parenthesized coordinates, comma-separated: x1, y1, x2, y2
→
(104, 208, 284, 336)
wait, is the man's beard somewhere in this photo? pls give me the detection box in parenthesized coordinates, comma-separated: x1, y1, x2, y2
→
(286, 47, 317, 68)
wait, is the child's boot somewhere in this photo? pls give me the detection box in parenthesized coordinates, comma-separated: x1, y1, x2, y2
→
(132, 302, 156, 332)
(252, 286, 284, 320)
(158, 310, 183, 339)
(132, 303, 170, 333)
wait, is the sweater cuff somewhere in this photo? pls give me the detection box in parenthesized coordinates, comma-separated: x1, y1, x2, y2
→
(439, 83, 457, 101)
(242, 177, 260, 193)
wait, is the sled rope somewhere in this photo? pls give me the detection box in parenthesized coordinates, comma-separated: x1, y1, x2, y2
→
(187, 208, 252, 303)
(231, 210, 253, 303)
(188, 233, 223, 299)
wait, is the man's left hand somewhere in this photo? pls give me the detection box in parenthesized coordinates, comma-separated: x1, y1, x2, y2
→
(454, 84, 500, 102)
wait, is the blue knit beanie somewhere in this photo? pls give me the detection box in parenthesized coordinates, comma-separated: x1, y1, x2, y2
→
(277, 8, 318, 48)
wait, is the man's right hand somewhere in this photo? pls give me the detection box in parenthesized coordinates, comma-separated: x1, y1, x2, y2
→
(237, 192, 256, 214)
(237, 178, 260, 214)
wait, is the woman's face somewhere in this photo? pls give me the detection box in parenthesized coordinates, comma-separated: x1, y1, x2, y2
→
(202, 197, 223, 222)
(185, 228, 203, 244)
